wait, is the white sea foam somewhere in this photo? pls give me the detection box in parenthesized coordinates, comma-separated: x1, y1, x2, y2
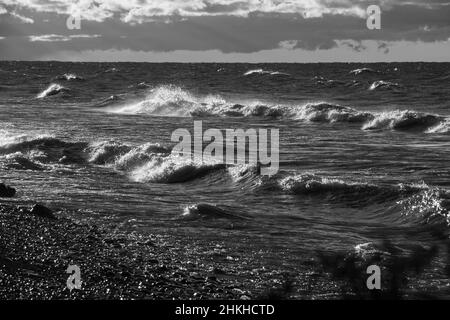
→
(362, 110, 442, 131)
(103, 85, 449, 134)
(130, 155, 225, 183)
(349, 68, 376, 75)
(243, 69, 289, 76)
(426, 118, 450, 133)
(279, 173, 373, 194)
(369, 80, 400, 90)
(37, 83, 67, 98)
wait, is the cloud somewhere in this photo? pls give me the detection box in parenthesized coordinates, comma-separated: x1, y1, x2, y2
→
(278, 40, 298, 50)
(29, 34, 71, 42)
(1, 0, 450, 61)
(341, 40, 367, 52)
(29, 34, 101, 42)
(2, 0, 369, 23)
(69, 34, 102, 39)
(0, 6, 34, 23)
(10, 11, 34, 23)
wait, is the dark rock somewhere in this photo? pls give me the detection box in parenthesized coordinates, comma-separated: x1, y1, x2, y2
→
(0, 183, 16, 198)
(30, 204, 55, 219)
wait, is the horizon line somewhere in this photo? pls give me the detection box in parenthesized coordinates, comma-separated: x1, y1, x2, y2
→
(2, 60, 450, 64)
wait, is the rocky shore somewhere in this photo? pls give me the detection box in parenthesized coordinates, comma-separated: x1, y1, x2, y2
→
(0, 182, 342, 300)
(3, 182, 445, 300)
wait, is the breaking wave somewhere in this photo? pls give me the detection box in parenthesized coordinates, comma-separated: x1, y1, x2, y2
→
(130, 155, 226, 183)
(276, 172, 450, 226)
(243, 69, 289, 76)
(0, 133, 83, 156)
(37, 83, 69, 98)
(278, 173, 428, 202)
(349, 68, 377, 75)
(291, 103, 372, 123)
(0, 132, 87, 169)
(87, 141, 133, 165)
(369, 80, 400, 91)
(181, 203, 248, 220)
(86, 141, 170, 167)
(54, 73, 84, 81)
(426, 118, 450, 133)
(0, 151, 46, 171)
(104, 67, 119, 73)
(397, 188, 450, 226)
(108, 85, 226, 117)
(106, 85, 367, 120)
(279, 174, 377, 195)
(0, 132, 236, 184)
(86, 140, 224, 183)
(362, 110, 445, 131)
(2, 130, 449, 229)
(104, 85, 449, 134)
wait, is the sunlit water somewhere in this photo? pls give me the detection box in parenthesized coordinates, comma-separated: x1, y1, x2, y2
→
(1, 62, 450, 287)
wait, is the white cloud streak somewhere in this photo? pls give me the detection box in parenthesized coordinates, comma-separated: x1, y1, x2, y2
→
(0, 6, 34, 23)
(29, 34, 101, 42)
(10, 11, 34, 23)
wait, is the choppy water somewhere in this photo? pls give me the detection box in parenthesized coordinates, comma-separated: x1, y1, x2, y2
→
(1, 61, 450, 282)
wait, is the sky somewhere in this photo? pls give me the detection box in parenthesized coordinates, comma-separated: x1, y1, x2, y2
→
(0, 0, 449, 62)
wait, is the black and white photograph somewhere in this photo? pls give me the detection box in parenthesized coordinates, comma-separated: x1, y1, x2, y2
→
(0, 0, 450, 311)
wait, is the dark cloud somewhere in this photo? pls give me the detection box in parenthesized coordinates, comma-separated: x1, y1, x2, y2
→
(0, 1, 449, 60)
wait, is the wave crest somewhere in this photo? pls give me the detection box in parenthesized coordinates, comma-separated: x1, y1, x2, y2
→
(350, 68, 377, 75)
(0, 133, 87, 167)
(54, 73, 84, 81)
(87, 141, 170, 168)
(0, 151, 46, 171)
(426, 118, 450, 133)
(243, 69, 289, 76)
(278, 173, 427, 202)
(369, 80, 400, 90)
(279, 174, 379, 195)
(130, 155, 226, 183)
(362, 110, 444, 131)
(397, 188, 450, 226)
(87, 141, 131, 165)
(182, 203, 247, 220)
(110, 85, 225, 117)
(37, 83, 69, 98)
(293, 103, 372, 123)
(103, 85, 449, 134)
